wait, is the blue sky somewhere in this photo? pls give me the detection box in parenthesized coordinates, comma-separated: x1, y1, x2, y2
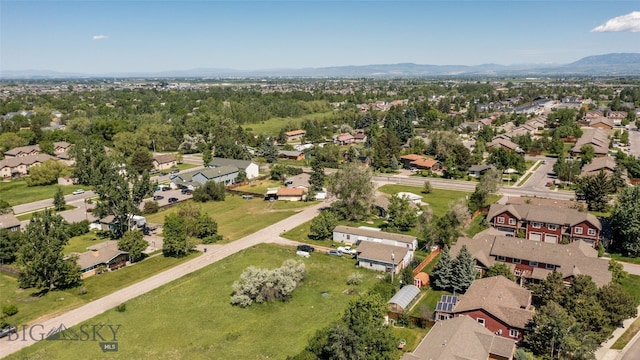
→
(1, 1, 639, 74)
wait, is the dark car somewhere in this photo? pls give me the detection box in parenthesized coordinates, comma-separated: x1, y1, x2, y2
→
(168, 197, 178, 204)
(170, 168, 179, 174)
(153, 195, 164, 201)
(181, 188, 192, 195)
(297, 244, 315, 253)
(160, 172, 168, 176)
(326, 249, 342, 257)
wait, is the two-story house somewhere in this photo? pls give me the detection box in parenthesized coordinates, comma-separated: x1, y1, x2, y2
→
(487, 203, 601, 245)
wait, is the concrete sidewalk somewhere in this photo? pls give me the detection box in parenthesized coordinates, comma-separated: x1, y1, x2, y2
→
(596, 305, 640, 360)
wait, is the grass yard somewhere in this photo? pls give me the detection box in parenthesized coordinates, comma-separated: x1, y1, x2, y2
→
(620, 274, 640, 304)
(6, 244, 380, 360)
(242, 111, 334, 136)
(0, 252, 199, 327)
(0, 180, 88, 207)
(393, 326, 429, 354)
(610, 253, 640, 265)
(408, 288, 451, 318)
(174, 163, 198, 171)
(233, 179, 285, 195)
(378, 185, 471, 217)
(612, 316, 640, 350)
(144, 194, 311, 241)
(464, 214, 489, 238)
(64, 232, 112, 254)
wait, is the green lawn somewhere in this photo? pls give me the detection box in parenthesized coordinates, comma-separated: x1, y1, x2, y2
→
(233, 179, 285, 195)
(393, 326, 429, 354)
(242, 111, 334, 136)
(612, 316, 640, 350)
(464, 214, 488, 238)
(0, 180, 88, 207)
(377, 185, 471, 217)
(144, 194, 310, 241)
(409, 288, 451, 317)
(64, 232, 112, 254)
(6, 244, 379, 360)
(620, 274, 640, 304)
(611, 253, 640, 265)
(16, 205, 78, 221)
(0, 252, 199, 327)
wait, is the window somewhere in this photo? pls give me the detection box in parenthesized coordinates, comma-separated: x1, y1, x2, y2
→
(477, 318, 485, 326)
(546, 264, 555, 270)
(548, 224, 558, 230)
(574, 227, 583, 234)
(529, 261, 538, 267)
(509, 329, 519, 338)
(497, 255, 506, 261)
(513, 258, 521, 264)
(508, 218, 516, 225)
(497, 217, 505, 224)
(588, 229, 596, 236)
(532, 222, 542, 229)
(346, 235, 350, 240)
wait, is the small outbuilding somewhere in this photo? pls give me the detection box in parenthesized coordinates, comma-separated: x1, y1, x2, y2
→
(413, 272, 430, 289)
(388, 285, 421, 314)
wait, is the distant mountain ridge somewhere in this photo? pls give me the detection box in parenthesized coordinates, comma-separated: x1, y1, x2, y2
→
(2, 53, 640, 79)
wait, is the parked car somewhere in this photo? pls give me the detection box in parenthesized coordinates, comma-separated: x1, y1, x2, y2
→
(160, 172, 168, 176)
(337, 246, 357, 255)
(326, 249, 342, 257)
(181, 188, 192, 195)
(297, 244, 315, 253)
(296, 250, 310, 258)
(0, 326, 16, 339)
(168, 197, 178, 204)
(72, 189, 85, 195)
(153, 195, 164, 201)
(170, 168, 180, 174)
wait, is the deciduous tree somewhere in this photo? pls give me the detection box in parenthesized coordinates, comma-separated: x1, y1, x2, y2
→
(309, 210, 338, 240)
(53, 187, 66, 211)
(328, 162, 374, 221)
(386, 194, 418, 232)
(162, 213, 193, 257)
(118, 230, 148, 262)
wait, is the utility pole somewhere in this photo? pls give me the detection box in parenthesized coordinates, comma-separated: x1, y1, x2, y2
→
(390, 250, 395, 283)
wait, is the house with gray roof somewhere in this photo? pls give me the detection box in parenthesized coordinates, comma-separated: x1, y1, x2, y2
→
(333, 225, 418, 251)
(401, 315, 515, 360)
(487, 203, 601, 245)
(208, 157, 259, 179)
(388, 285, 421, 314)
(0, 214, 21, 232)
(580, 156, 618, 177)
(171, 165, 239, 189)
(75, 241, 129, 278)
(355, 241, 410, 274)
(450, 234, 612, 287)
(571, 128, 611, 157)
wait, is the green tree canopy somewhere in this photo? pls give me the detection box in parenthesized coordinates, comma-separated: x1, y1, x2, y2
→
(328, 162, 374, 221)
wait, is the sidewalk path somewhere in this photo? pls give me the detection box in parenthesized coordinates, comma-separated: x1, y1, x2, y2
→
(596, 305, 640, 360)
(0, 200, 329, 358)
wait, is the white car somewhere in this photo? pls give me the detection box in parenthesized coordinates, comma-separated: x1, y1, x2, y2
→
(337, 246, 357, 255)
(72, 189, 85, 195)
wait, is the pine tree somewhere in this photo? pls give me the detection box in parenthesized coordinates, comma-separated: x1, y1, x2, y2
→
(53, 187, 66, 212)
(431, 246, 453, 290)
(452, 245, 477, 293)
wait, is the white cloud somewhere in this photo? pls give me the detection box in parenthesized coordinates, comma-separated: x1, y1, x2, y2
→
(591, 11, 640, 32)
(92, 35, 108, 40)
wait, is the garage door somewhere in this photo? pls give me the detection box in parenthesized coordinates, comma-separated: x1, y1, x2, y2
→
(544, 234, 558, 243)
(528, 233, 542, 241)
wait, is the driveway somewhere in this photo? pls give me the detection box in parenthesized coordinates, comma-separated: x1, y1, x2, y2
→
(0, 199, 331, 358)
(519, 158, 557, 191)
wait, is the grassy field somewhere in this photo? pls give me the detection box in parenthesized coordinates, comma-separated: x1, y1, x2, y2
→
(144, 194, 312, 241)
(6, 244, 381, 360)
(611, 253, 640, 265)
(393, 326, 429, 354)
(464, 214, 489, 238)
(64, 232, 112, 254)
(377, 185, 471, 217)
(233, 179, 284, 195)
(242, 111, 334, 136)
(620, 274, 640, 304)
(0, 181, 88, 207)
(0, 252, 199, 327)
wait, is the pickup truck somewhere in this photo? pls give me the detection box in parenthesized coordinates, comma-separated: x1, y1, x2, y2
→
(337, 246, 357, 255)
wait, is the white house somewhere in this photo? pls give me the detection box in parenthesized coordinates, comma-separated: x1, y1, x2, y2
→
(333, 225, 418, 251)
(209, 157, 259, 180)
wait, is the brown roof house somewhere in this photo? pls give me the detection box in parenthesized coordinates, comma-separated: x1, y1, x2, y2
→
(0, 154, 56, 178)
(356, 241, 410, 275)
(0, 213, 21, 232)
(285, 129, 306, 142)
(276, 187, 307, 201)
(76, 241, 129, 278)
(435, 276, 534, 342)
(580, 156, 618, 177)
(152, 154, 177, 171)
(3, 144, 41, 158)
(401, 315, 515, 360)
(571, 128, 611, 157)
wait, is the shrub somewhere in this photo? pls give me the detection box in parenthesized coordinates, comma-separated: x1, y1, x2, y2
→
(143, 201, 159, 214)
(115, 303, 127, 312)
(230, 260, 306, 307)
(202, 235, 223, 244)
(2, 304, 18, 317)
(346, 272, 363, 285)
(65, 220, 90, 237)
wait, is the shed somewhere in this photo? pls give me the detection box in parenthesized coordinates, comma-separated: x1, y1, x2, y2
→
(413, 272, 430, 289)
(388, 285, 421, 313)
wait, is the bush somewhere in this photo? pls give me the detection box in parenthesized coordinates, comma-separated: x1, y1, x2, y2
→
(65, 220, 90, 237)
(115, 303, 127, 312)
(193, 181, 226, 202)
(346, 272, 363, 285)
(202, 235, 223, 244)
(143, 201, 159, 214)
(2, 304, 18, 317)
(230, 260, 306, 307)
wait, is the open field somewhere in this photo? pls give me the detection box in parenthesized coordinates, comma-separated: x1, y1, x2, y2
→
(6, 244, 380, 360)
(233, 179, 284, 195)
(144, 195, 312, 241)
(242, 111, 334, 136)
(0, 252, 199, 327)
(0, 181, 87, 207)
(64, 232, 111, 254)
(377, 185, 491, 218)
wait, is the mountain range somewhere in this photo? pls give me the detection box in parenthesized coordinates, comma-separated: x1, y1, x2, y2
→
(2, 53, 640, 79)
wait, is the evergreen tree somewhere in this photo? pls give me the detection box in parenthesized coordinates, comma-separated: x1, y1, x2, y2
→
(431, 246, 453, 290)
(309, 158, 325, 191)
(575, 170, 614, 212)
(53, 187, 66, 212)
(452, 245, 477, 293)
(611, 185, 640, 256)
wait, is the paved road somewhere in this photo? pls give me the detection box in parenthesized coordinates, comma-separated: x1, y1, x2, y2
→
(0, 200, 330, 358)
(12, 191, 96, 215)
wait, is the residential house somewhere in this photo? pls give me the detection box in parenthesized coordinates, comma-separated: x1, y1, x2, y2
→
(333, 133, 355, 145)
(504, 196, 586, 212)
(450, 234, 612, 287)
(275, 187, 307, 201)
(152, 154, 177, 170)
(399, 154, 439, 171)
(284, 129, 306, 142)
(355, 241, 410, 274)
(277, 150, 305, 161)
(458, 122, 482, 132)
(571, 128, 611, 157)
(53, 141, 72, 156)
(608, 111, 628, 122)
(76, 241, 129, 278)
(589, 117, 614, 130)
(353, 132, 367, 144)
(401, 316, 515, 360)
(333, 225, 418, 251)
(0, 154, 56, 178)
(434, 276, 534, 342)
(3, 144, 40, 158)
(388, 285, 421, 314)
(57, 176, 74, 186)
(0, 214, 21, 232)
(171, 165, 239, 189)
(487, 203, 601, 245)
(487, 138, 524, 153)
(468, 164, 496, 178)
(209, 157, 259, 179)
(584, 110, 604, 120)
(580, 156, 618, 177)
